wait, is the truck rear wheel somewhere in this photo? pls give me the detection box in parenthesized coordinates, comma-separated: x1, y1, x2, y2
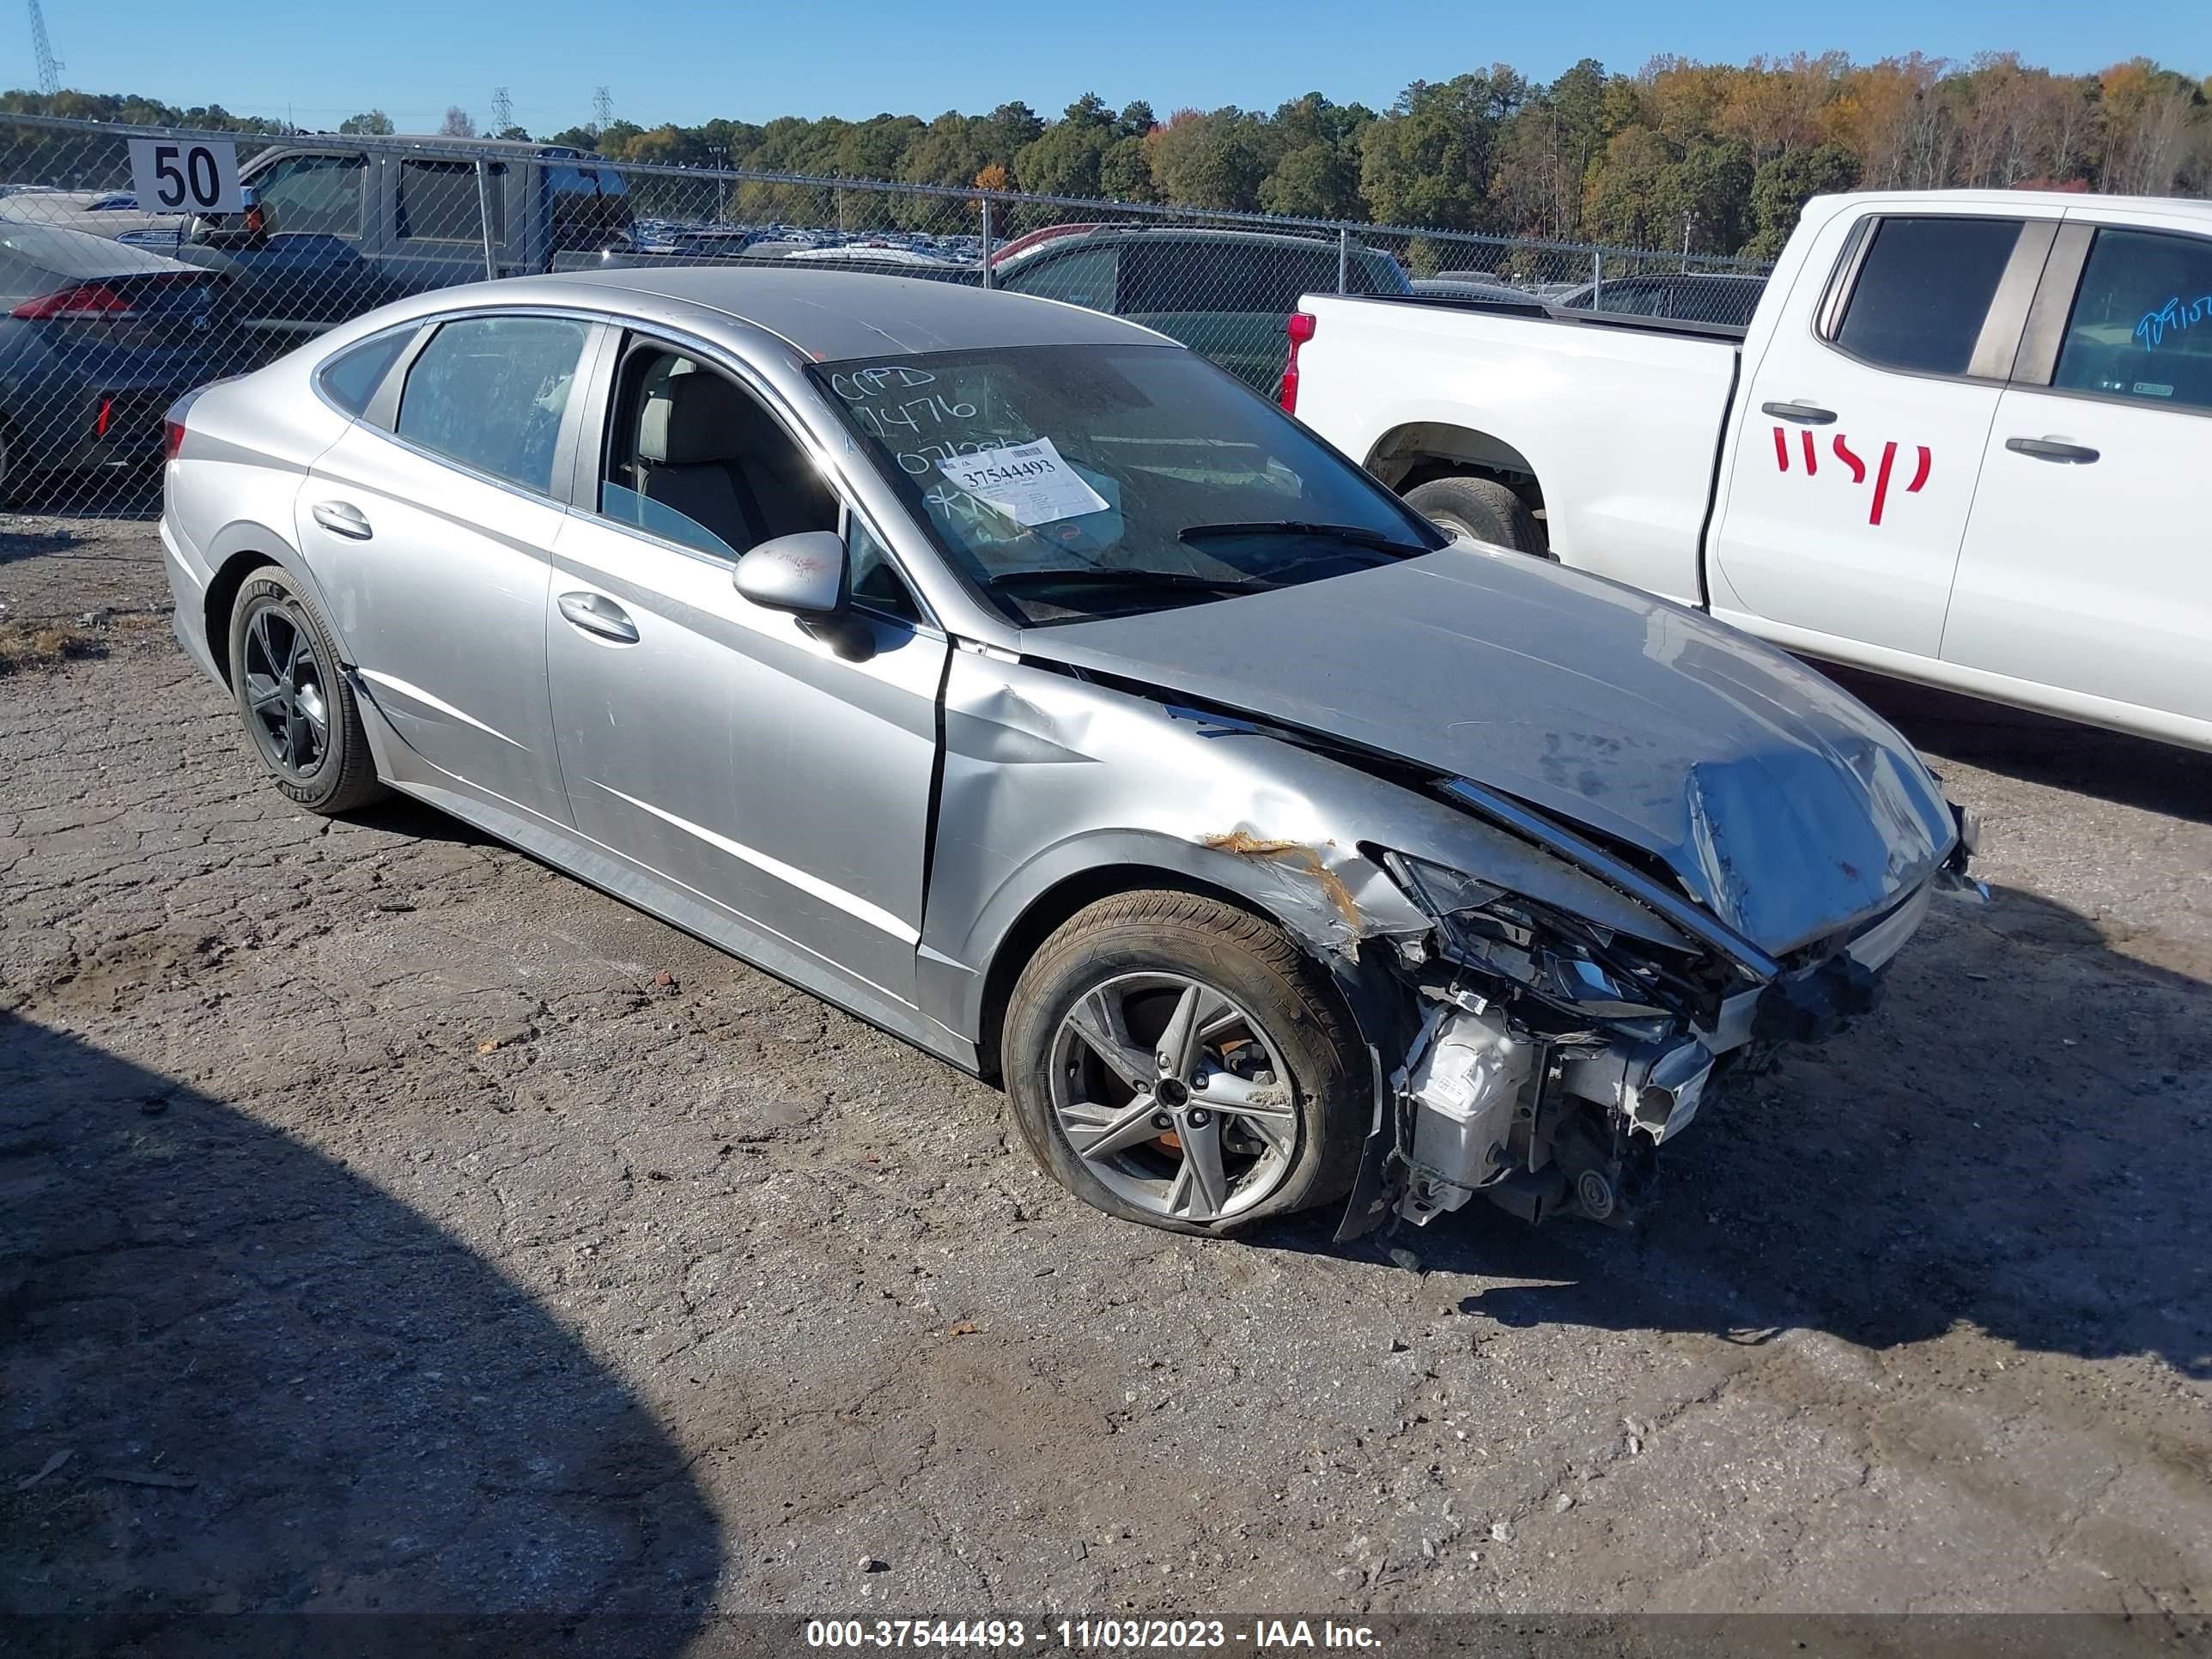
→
(1406, 475, 1544, 557)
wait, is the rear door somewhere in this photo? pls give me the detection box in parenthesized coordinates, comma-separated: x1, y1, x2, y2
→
(1709, 209, 2053, 660)
(374, 158, 508, 295)
(1940, 212, 2212, 736)
(297, 310, 600, 823)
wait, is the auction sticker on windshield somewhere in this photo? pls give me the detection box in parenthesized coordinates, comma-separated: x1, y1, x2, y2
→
(937, 438, 1110, 527)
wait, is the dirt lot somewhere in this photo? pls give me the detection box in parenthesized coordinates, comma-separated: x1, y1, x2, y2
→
(3, 518, 2209, 1638)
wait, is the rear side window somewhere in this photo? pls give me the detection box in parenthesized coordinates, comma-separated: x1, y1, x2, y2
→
(547, 164, 632, 252)
(2054, 227, 2212, 414)
(397, 160, 503, 244)
(318, 330, 413, 417)
(1003, 245, 1117, 311)
(396, 314, 591, 493)
(1832, 216, 2022, 375)
(1121, 241, 1342, 314)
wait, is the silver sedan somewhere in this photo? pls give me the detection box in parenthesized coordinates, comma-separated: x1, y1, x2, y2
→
(161, 269, 1977, 1238)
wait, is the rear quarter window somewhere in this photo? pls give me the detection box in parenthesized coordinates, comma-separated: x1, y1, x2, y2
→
(317, 329, 415, 419)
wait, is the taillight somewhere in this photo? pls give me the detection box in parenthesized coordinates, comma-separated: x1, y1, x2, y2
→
(12, 283, 137, 321)
(1279, 311, 1316, 414)
(96, 397, 113, 438)
(163, 416, 187, 463)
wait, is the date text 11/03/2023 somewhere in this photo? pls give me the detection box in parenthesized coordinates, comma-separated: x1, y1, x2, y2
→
(804, 1620, 1384, 1650)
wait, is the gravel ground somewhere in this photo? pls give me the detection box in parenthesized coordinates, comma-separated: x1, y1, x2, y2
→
(3, 518, 2208, 1636)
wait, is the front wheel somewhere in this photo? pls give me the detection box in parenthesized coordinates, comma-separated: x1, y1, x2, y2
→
(1000, 891, 1370, 1236)
(227, 569, 386, 814)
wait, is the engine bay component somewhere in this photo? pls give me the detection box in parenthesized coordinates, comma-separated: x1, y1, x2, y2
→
(1398, 1007, 1537, 1224)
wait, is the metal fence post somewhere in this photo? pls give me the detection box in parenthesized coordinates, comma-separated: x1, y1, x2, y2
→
(1591, 246, 1602, 309)
(1337, 227, 1349, 294)
(475, 159, 498, 281)
(980, 198, 995, 289)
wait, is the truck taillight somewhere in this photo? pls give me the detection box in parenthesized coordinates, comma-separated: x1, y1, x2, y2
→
(1279, 312, 1316, 414)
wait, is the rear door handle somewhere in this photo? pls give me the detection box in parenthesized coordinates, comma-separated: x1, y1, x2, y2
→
(1760, 400, 1836, 425)
(2005, 436, 2100, 465)
(311, 501, 372, 540)
(557, 591, 640, 644)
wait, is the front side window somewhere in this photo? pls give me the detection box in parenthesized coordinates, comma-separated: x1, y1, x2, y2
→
(599, 346, 838, 559)
(1121, 242, 1341, 314)
(2054, 227, 2212, 414)
(395, 314, 590, 493)
(251, 153, 367, 240)
(318, 329, 414, 417)
(816, 343, 1443, 626)
(397, 161, 503, 243)
(1831, 216, 2023, 375)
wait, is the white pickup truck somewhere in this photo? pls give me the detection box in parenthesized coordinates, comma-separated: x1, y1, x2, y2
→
(1288, 189, 2210, 750)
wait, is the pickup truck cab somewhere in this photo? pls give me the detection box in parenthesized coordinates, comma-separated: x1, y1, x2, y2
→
(166, 139, 632, 359)
(1291, 190, 2212, 750)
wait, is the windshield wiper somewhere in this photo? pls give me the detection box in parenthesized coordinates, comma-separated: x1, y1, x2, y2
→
(1176, 520, 1432, 558)
(983, 567, 1275, 595)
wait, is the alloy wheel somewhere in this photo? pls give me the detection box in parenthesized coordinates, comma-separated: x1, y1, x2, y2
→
(1047, 971, 1300, 1224)
(240, 601, 331, 780)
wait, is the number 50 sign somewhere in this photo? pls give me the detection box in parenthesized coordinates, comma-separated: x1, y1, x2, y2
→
(126, 137, 245, 215)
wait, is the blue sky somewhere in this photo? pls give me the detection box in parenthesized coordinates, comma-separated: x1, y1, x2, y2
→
(33, 0, 2212, 133)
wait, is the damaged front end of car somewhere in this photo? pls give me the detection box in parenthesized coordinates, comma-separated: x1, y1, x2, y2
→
(1330, 786, 1982, 1240)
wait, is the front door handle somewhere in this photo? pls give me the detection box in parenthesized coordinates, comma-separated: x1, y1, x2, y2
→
(1760, 400, 1837, 425)
(557, 591, 640, 644)
(2005, 436, 2100, 465)
(312, 500, 372, 540)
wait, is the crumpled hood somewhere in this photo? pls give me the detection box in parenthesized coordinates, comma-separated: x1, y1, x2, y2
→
(1024, 550, 1958, 957)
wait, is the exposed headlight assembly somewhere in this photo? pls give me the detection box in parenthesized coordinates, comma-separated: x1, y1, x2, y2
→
(1381, 850, 1681, 1023)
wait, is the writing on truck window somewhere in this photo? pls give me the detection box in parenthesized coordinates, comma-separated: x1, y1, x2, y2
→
(2135, 295, 2212, 349)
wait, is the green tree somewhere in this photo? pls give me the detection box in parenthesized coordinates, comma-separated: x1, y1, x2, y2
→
(1358, 70, 1527, 228)
(1260, 141, 1361, 219)
(1745, 143, 1858, 257)
(339, 110, 394, 136)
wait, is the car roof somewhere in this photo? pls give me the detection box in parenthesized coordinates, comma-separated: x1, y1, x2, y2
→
(527, 264, 1175, 361)
(1017, 224, 1374, 255)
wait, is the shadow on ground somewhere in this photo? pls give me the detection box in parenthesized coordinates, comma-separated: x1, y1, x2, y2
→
(1271, 883, 2212, 1380)
(0, 1015, 723, 1650)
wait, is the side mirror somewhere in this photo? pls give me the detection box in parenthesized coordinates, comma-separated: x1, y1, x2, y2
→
(734, 530, 848, 617)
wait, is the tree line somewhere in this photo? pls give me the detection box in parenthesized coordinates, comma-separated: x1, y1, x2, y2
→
(6, 51, 2209, 256)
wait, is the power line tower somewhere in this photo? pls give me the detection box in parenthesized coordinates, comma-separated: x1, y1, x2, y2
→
(592, 86, 612, 137)
(27, 0, 63, 96)
(489, 87, 512, 134)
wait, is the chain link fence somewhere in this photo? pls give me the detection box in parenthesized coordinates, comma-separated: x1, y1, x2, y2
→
(0, 111, 1771, 514)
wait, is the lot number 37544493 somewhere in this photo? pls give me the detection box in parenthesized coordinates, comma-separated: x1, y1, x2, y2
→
(125, 137, 245, 216)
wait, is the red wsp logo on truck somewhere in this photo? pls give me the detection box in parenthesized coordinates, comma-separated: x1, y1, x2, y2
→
(1771, 428, 1931, 527)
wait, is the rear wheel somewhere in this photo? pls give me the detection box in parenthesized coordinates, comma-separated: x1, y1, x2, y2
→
(1000, 890, 1369, 1236)
(1406, 474, 1544, 557)
(227, 569, 385, 814)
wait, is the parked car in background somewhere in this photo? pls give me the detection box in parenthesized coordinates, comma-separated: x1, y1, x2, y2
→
(161, 267, 1973, 1242)
(1411, 275, 1549, 311)
(1553, 270, 1767, 327)
(0, 188, 167, 240)
(0, 220, 246, 498)
(159, 137, 635, 361)
(1290, 188, 2212, 750)
(993, 225, 1412, 391)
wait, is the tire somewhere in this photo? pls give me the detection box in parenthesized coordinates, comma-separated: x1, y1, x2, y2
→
(1000, 890, 1369, 1237)
(1405, 474, 1545, 557)
(227, 568, 386, 815)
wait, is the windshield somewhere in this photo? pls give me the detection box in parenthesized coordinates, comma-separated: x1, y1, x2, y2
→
(812, 343, 1444, 624)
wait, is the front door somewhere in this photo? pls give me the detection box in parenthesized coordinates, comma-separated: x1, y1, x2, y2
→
(297, 311, 599, 823)
(546, 343, 948, 1007)
(1942, 215, 2212, 734)
(1709, 210, 2045, 660)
